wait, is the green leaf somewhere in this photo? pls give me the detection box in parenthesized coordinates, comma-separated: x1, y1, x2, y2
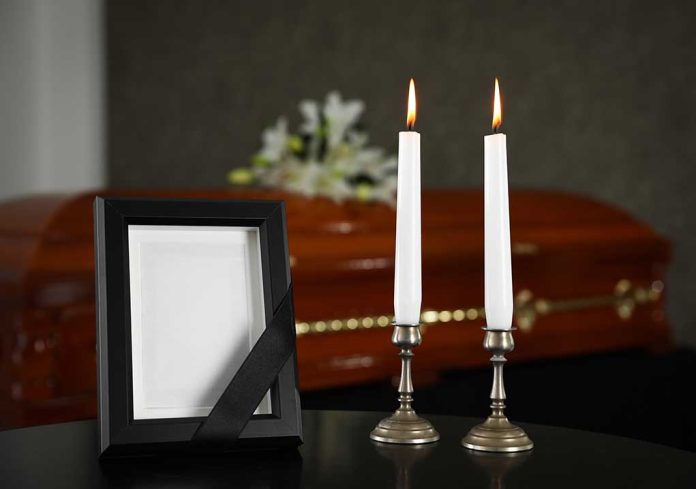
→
(252, 154, 272, 168)
(356, 183, 373, 202)
(287, 135, 304, 153)
(227, 168, 255, 185)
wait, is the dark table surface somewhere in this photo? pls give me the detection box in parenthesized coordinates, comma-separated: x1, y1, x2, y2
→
(1, 410, 695, 488)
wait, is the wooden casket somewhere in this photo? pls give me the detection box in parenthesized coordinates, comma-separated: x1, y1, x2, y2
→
(0, 189, 671, 429)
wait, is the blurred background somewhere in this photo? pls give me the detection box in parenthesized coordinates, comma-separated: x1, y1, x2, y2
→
(1, 0, 695, 451)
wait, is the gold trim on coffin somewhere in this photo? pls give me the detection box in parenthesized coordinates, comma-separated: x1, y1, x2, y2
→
(294, 279, 664, 337)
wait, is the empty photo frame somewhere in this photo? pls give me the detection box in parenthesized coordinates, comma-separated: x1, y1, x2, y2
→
(94, 198, 302, 457)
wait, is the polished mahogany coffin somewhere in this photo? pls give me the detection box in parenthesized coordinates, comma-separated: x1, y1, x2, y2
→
(0, 189, 671, 429)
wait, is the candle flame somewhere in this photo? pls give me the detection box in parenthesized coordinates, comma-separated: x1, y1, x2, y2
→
(407, 78, 416, 130)
(492, 77, 502, 132)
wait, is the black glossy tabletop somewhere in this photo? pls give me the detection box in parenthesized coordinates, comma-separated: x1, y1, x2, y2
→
(1, 410, 695, 488)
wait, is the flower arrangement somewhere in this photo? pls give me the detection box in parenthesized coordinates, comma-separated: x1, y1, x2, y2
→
(228, 92, 397, 205)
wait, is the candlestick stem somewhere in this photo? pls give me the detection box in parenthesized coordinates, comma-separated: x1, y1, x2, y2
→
(370, 324, 439, 444)
(462, 328, 533, 452)
(398, 348, 414, 408)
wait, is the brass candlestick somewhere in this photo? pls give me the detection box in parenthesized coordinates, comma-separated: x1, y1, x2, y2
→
(462, 328, 533, 452)
(370, 323, 440, 444)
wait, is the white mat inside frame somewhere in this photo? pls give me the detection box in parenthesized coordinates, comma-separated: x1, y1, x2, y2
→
(127, 224, 272, 421)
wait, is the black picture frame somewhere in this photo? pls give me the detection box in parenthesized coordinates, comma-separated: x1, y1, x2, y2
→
(94, 197, 302, 458)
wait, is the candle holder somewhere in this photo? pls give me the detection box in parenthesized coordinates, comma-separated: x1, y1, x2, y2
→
(461, 328, 533, 452)
(370, 323, 440, 444)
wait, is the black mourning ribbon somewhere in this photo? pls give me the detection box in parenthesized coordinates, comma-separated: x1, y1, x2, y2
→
(192, 285, 295, 447)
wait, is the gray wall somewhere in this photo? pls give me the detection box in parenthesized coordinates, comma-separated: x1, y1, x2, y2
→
(107, 0, 696, 345)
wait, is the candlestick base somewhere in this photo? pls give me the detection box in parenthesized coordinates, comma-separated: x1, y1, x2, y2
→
(461, 414, 533, 453)
(370, 407, 440, 445)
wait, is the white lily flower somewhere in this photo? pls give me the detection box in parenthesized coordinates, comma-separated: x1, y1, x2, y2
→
(299, 99, 321, 134)
(321, 163, 354, 202)
(319, 175, 353, 203)
(283, 161, 323, 198)
(258, 117, 289, 163)
(346, 131, 369, 148)
(352, 148, 391, 178)
(323, 91, 364, 150)
(329, 154, 359, 179)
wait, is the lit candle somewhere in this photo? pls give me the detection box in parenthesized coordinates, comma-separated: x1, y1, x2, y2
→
(484, 78, 513, 330)
(394, 79, 421, 325)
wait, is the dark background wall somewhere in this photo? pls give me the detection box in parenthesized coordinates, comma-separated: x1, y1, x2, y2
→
(107, 0, 696, 346)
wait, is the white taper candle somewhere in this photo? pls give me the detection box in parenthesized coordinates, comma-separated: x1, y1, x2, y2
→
(484, 78, 513, 330)
(394, 79, 421, 325)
